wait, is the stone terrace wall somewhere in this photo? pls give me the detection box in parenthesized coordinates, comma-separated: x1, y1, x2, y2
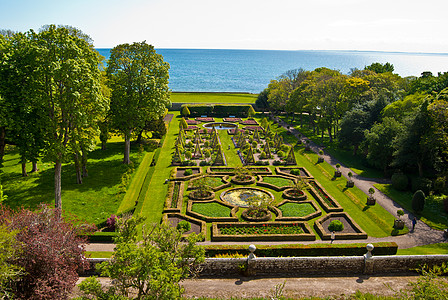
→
(85, 255, 448, 277)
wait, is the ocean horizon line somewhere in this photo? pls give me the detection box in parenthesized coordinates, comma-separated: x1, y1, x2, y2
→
(95, 47, 448, 56)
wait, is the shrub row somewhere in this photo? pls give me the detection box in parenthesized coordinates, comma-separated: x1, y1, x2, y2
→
(181, 104, 254, 117)
(203, 242, 398, 257)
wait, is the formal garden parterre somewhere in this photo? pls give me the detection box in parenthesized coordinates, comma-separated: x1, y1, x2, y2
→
(161, 110, 402, 242)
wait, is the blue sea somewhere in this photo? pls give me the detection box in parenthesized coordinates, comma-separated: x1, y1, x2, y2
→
(96, 48, 448, 94)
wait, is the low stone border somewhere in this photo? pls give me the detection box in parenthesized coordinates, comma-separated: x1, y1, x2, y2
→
(188, 190, 215, 200)
(241, 208, 272, 222)
(275, 166, 314, 179)
(256, 175, 295, 192)
(172, 167, 203, 181)
(308, 180, 343, 213)
(187, 175, 231, 191)
(282, 188, 308, 201)
(230, 175, 256, 185)
(314, 212, 368, 240)
(211, 221, 316, 242)
(186, 199, 239, 222)
(163, 181, 184, 213)
(275, 200, 322, 221)
(162, 212, 206, 240)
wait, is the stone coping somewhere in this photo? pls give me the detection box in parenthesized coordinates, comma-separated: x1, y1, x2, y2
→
(282, 188, 308, 201)
(211, 221, 316, 242)
(186, 199, 239, 222)
(275, 200, 322, 221)
(256, 175, 296, 192)
(230, 175, 256, 185)
(314, 212, 368, 240)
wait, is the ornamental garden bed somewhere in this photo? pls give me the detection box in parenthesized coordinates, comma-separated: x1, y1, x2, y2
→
(163, 213, 206, 239)
(308, 180, 343, 212)
(187, 200, 239, 222)
(275, 167, 313, 179)
(223, 117, 242, 122)
(188, 189, 215, 200)
(275, 200, 322, 221)
(231, 175, 256, 185)
(256, 175, 295, 191)
(195, 117, 215, 122)
(211, 222, 315, 242)
(163, 181, 184, 213)
(188, 175, 231, 191)
(207, 166, 272, 175)
(240, 119, 259, 125)
(172, 167, 202, 180)
(314, 212, 368, 240)
(282, 188, 307, 201)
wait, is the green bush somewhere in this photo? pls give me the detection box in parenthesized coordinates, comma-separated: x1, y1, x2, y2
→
(412, 177, 432, 195)
(181, 104, 213, 117)
(185, 151, 192, 160)
(260, 151, 267, 159)
(280, 144, 290, 152)
(183, 169, 193, 176)
(176, 220, 191, 232)
(328, 220, 344, 232)
(391, 173, 409, 191)
(412, 190, 426, 212)
(181, 106, 190, 117)
(277, 150, 285, 158)
(290, 169, 301, 176)
(433, 177, 446, 194)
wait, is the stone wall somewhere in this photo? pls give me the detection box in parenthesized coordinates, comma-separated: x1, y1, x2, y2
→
(85, 255, 448, 277)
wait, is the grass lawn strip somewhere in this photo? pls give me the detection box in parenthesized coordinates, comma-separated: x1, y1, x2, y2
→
(397, 243, 448, 255)
(117, 151, 155, 214)
(170, 92, 256, 103)
(139, 113, 178, 224)
(262, 176, 294, 188)
(279, 202, 316, 218)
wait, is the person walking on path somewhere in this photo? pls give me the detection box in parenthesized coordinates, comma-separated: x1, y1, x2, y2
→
(330, 231, 335, 244)
(412, 217, 417, 231)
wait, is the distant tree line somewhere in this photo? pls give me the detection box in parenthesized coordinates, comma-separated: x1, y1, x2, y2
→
(0, 25, 170, 213)
(257, 63, 448, 193)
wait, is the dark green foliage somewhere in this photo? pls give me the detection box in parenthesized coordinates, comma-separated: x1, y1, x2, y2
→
(411, 177, 432, 194)
(181, 105, 190, 117)
(176, 220, 191, 232)
(290, 169, 301, 176)
(328, 220, 344, 232)
(255, 88, 269, 109)
(180, 104, 253, 117)
(391, 173, 409, 191)
(364, 62, 395, 73)
(183, 169, 193, 176)
(412, 190, 426, 212)
(433, 177, 446, 194)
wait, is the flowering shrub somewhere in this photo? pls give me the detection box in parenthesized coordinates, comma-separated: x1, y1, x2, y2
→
(219, 223, 304, 235)
(106, 214, 118, 232)
(240, 119, 259, 125)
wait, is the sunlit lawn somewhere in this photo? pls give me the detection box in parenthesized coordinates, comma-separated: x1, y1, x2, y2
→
(170, 92, 257, 103)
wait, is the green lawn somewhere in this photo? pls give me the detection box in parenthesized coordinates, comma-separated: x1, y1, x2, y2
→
(170, 92, 257, 103)
(375, 184, 448, 230)
(279, 202, 316, 218)
(1, 138, 150, 225)
(262, 176, 294, 188)
(191, 202, 232, 218)
(397, 243, 448, 255)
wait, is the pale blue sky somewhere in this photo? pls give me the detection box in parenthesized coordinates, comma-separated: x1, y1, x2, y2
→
(1, 0, 447, 53)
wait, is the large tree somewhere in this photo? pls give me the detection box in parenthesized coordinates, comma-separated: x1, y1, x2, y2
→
(34, 25, 106, 214)
(107, 41, 170, 164)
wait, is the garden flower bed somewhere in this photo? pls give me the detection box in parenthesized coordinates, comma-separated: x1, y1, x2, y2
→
(275, 200, 322, 221)
(308, 180, 343, 212)
(256, 175, 295, 191)
(195, 117, 215, 122)
(185, 125, 199, 130)
(211, 222, 315, 241)
(243, 126, 264, 132)
(282, 188, 308, 201)
(163, 213, 206, 239)
(172, 167, 203, 180)
(186, 119, 200, 125)
(275, 167, 313, 179)
(240, 119, 259, 125)
(163, 181, 184, 213)
(187, 200, 238, 222)
(314, 212, 368, 240)
(188, 175, 231, 191)
(207, 166, 272, 175)
(223, 117, 242, 122)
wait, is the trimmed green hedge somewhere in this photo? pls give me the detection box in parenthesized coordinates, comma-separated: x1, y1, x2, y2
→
(180, 104, 253, 117)
(81, 231, 118, 243)
(203, 242, 398, 257)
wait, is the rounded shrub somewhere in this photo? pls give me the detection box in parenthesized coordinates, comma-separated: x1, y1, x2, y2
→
(391, 173, 408, 191)
(328, 220, 344, 232)
(252, 141, 258, 148)
(260, 151, 267, 159)
(181, 106, 190, 117)
(281, 144, 290, 152)
(183, 168, 193, 176)
(185, 150, 192, 160)
(204, 140, 209, 147)
(290, 169, 301, 176)
(433, 177, 446, 194)
(177, 220, 191, 232)
(204, 149, 211, 158)
(277, 150, 285, 158)
(412, 190, 426, 212)
(411, 177, 432, 195)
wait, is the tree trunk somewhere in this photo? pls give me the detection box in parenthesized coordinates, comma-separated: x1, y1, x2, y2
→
(54, 160, 62, 218)
(417, 161, 424, 177)
(328, 127, 333, 143)
(74, 153, 82, 184)
(31, 161, 38, 173)
(136, 129, 143, 144)
(81, 145, 88, 178)
(124, 130, 131, 164)
(101, 140, 107, 150)
(300, 113, 303, 128)
(353, 144, 359, 156)
(21, 162, 28, 177)
(0, 127, 5, 162)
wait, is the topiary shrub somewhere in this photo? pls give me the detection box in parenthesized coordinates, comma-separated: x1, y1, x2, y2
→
(290, 169, 301, 176)
(411, 177, 432, 195)
(277, 150, 285, 158)
(260, 151, 267, 159)
(204, 149, 211, 158)
(412, 190, 426, 212)
(281, 144, 290, 152)
(181, 106, 191, 117)
(185, 150, 192, 160)
(176, 220, 191, 233)
(433, 177, 446, 194)
(328, 220, 344, 232)
(183, 169, 193, 176)
(199, 160, 209, 166)
(391, 173, 408, 191)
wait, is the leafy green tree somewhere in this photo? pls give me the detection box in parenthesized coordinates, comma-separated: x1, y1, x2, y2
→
(247, 105, 256, 118)
(412, 190, 426, 212)
(398, 263, 448, 299)
(32, 25, 106, 212)
(364, 62, 394, 74)
(256, 88, 269, 109)
(338, 108, 370, 155)
(181, 105, 190, 117)
(79, 216, 205, 299)
(427, 92, 448, 177)
(381, 93, 426, 121)
(364, 117, 403, 174)
(107, 41, 170, 165)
